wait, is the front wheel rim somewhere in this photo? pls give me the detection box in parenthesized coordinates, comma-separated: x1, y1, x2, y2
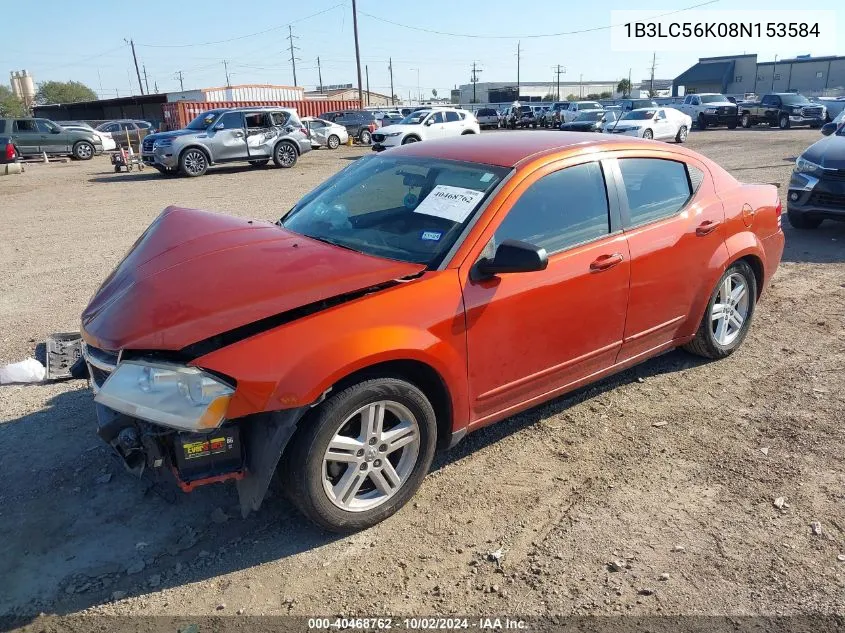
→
(322, 400, 421, 512)
(711, 273, 749, 346)
(643, 130, 652, 139)
(77, 144, 92, 158)
(184, 151, 206, 174)
(679, 127, 687, 140)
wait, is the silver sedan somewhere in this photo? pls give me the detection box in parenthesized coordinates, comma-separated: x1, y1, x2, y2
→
(303, 117, 349, 150)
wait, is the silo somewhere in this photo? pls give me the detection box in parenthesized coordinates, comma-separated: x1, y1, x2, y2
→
(10, 71, 22, 99)
(19, 71, 35, 105)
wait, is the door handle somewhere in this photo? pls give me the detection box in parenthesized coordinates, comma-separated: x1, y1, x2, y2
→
(590, 253, 624, 271)
(695, 220, 721, 236)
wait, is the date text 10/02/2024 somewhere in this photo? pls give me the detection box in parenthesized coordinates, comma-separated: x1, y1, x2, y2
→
(307, 617, 528, 630)
(624, 22, 821, 39)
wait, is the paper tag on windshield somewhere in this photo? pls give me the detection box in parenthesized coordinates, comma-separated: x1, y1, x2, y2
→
(413, 185, 485, 223)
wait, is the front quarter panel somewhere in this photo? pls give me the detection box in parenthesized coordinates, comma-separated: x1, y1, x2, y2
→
(193, 271, 470, 432)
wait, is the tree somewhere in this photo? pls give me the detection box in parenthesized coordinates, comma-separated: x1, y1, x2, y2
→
(585, 93, 602, 100)
(35, 80, 97, 105)
(0, 86, 27, 117)
(431, 88, 438, 98)
(543, 92, 557, 101)
(617, 78, 632, 97)
(566, 93, 578, 101)
(599, 91, 612, 99)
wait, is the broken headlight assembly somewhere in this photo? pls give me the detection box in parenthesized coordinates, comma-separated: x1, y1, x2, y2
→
(95, 360, 234, 432)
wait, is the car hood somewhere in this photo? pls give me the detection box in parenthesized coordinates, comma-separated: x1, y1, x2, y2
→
(801, 134, 845, 170)
(562, 121, 600, 130)
(376, 124, 424, 134)
(81, 206, 426, 352)
(142, 129, 201, 142)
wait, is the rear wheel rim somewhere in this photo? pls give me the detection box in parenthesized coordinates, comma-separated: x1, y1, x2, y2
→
(328, 135, 339, 149)
(643, 129, 653, 139)
(277, 144, 296, 166)
(361, 131, 371, 144)
(711, 273, 749, 346)
(184, 150, 206, 175)
(322, 400, 421, 512)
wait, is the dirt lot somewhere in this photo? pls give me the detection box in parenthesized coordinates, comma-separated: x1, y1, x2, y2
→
(1, 128, 844, 626)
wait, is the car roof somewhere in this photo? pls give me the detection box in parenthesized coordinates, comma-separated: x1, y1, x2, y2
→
(384, 130, 687, 168)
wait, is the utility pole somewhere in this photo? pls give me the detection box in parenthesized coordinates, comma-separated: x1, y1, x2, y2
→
(176, 70, 184, 91)
(287, 26, 300, 86)
(351, 0, 364, 107)
(126, 38, 144, 95)
(649, 52, 657, 97)
(772, 54, 778, 91)
(579, 73, 583, 98)
(471, 62, 482, 104)
(223, 60, 231, 87)
(388, 58, 395, 105)
(516, 41, 521, 100)
(317, 57, 324, 93)
(142, 64, 150, 94)
(554, 65, 565, 100)
(154, 81, 159, 93)
(627, 67, 631, 97)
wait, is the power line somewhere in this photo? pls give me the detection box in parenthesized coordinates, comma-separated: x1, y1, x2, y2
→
(357, 0, 717, 39)
(137, 3, 344, 48)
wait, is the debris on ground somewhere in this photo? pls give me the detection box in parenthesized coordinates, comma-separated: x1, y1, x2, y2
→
(637, 588, 655, 596)
(658, 573, 670, 581)
(0, 357, 45, 384)
(773, 497, 788, 510)
(811, 521, 823, 536)
(672, 545, 686, 552)
(487, 548, 506, 565)
(760, 447, 770, 456)
(607, 560, 626, 572)
(837, 554, 845, 562)
(652, 421, 668, 428)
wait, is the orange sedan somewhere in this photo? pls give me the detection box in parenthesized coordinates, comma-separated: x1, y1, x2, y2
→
(81, 132, 784, 531)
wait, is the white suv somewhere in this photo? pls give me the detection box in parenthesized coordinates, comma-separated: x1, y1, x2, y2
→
(371, 108, 480, 151)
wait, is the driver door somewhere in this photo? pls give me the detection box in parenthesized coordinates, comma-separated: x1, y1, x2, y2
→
(210, 111, 248, 161)
(654, 109, 673, 139)
(461, 159, 630, 425)
(425, 111, 447, 138)
(36, 119, 68, 154)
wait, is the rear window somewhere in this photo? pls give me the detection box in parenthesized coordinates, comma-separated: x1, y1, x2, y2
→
(0, 120, 5, 133)
(477, 109, 496, 116)
(618, 158, 692, 225)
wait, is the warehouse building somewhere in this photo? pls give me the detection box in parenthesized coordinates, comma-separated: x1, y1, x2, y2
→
(453, 80, 618, 104)
(673, 54, 845, 97)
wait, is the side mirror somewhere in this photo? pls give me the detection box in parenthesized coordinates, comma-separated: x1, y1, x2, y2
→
(473, 240, 548, 280)
(51, 128, 61, 134)
(424, 119, 434, 126)
(213, 123, 225, 131)
(821, 122, 837, 136)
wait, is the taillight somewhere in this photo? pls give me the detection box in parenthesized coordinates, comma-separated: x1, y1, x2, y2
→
(776, 199, 782, 229)
(300, 127, 308, 136)
(4, 143, 14, 161)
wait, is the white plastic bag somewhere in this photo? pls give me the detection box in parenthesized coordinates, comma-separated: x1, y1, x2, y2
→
(0, 358, 46, 384)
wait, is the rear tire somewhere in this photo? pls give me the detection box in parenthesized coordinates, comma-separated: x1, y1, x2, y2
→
(675, 125, 688, 143)
(697, 114, 708, 130)
(281, 377, 438, 532)
(787, 210, 823, 229)
(727, 120, 738, 130)
(327, 135, 340, 150)
(273, 141, 298, 168)
(741, 113, 752, 128)
(683, 260, 757, 360)
(359, 130, 372, 145)
(642, 128, 653, 140)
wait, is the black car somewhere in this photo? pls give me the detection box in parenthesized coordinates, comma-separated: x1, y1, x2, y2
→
(787, 121, 845, 228)
(322, 110, 378, 144)
(560, 110, 617, 132)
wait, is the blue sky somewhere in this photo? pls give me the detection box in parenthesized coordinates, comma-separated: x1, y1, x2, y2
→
(3, 0, 841, 99)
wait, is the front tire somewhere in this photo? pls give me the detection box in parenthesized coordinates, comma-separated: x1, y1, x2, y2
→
(402, 135, 419, 144)
(359, 129, 372, 145)
(675, 125, 688, 143)
(73, 141, 94, 161)
(642, 128, 654, 140)
(273, 141, 298, 168)
(697, 114, 708, 130)
(179, 148, 208, 177)
(683, 260, 757, 360)
(779, 114, 790, 130)
(281, 377, 438, 532)
(787, 209, 823, 229)
(741, 113, 752, 128)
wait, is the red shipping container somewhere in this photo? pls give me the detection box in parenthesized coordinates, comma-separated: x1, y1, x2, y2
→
(161, 100, 362, 130)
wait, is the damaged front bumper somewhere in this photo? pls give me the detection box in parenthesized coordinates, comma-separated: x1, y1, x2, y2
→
(84, 342, 307, 514)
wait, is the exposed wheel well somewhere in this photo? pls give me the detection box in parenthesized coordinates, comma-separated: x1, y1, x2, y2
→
(735, 254, 764, 299)
(275, 138, 300, 156)
(461, 130, 475, 135)
(327, 360, 453, 450)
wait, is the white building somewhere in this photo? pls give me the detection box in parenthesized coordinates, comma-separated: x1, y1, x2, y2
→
(455, 80, 618, 104)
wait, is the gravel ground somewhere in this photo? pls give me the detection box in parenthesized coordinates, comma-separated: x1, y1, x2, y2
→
(1, 129, 844, 626)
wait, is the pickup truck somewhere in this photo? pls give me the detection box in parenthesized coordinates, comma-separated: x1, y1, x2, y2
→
(677, 93, 738, 130)
(739, 93, 826, 130)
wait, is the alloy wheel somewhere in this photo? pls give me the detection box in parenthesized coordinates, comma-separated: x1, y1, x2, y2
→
(711, 273, 749, 346)
(322, 400, 421, 512)
(183, 150, 206, 175)
(75, 143, 93, 159)
(277, 143, 296, 167)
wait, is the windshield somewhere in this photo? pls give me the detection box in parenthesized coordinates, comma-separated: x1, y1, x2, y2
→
(574, 111, 603, 122)
(280, 155, 509, 266)
(700, 94, 729, 103)
(579, 102, 602, 110)
(186, 110, 223, 130)
(781, 94, 812, 105)
(399, 111, 429, 125)
(622, 110, 656, 121)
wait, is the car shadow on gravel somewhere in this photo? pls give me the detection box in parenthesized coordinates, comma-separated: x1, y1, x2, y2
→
(0, 386, 342, 621)
(87, 164, 265, 184)
(781, 222, 845, 264)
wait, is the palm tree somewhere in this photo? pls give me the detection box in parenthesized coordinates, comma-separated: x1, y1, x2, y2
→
(617, 78, 632, 98)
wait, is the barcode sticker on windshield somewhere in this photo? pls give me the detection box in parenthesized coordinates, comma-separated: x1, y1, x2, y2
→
(413, 185, 485, 224)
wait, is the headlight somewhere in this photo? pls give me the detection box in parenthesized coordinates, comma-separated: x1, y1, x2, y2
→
(795, 156, 822, 175)
(94, 360, 235, 431)
(383, 132, 403, 137)
(153, 138, 174, 149)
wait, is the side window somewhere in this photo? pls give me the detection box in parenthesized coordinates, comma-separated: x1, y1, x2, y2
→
(245, 112, 270, 128)
(493, 162, 611, 254)
(14, 119, 38, 132)
(0, 120, 5, 133)
(618, 158, 692, 226)
(445, 111, 460, 123)
(430, 112, 445, 124)
(683, 96, 691, 105)
(657, 110, 667, 119)
(216, 112, 244, 129)
(271, 111, 290, 126)
(103, 123, 120, 133)
(36, 120, 59, 133)
(761, 95, 773, 106)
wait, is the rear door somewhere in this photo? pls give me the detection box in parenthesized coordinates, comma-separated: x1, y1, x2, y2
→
(244, 111, 276, 158)
(12, 119, 41, 155)
(444, 110, 463, 136)
(609, 154, 727, 362)
(425, 111, 447, 138)
(209, 111, 248, 161)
